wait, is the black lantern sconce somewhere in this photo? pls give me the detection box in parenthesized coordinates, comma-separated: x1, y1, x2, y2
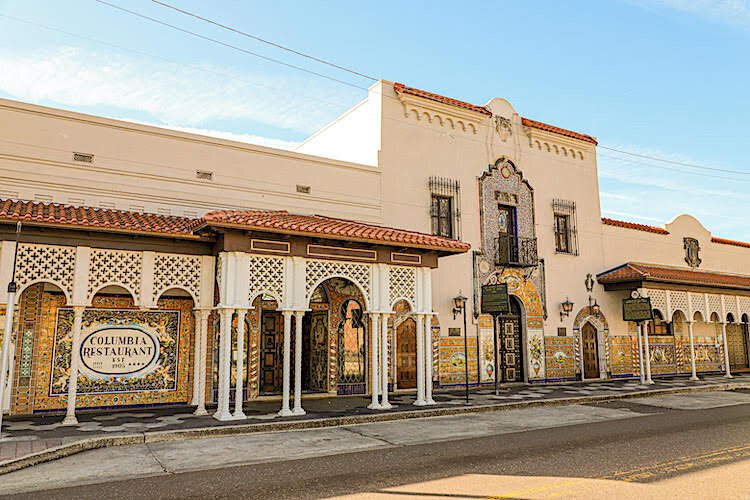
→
(452, 293, 467, 320)
(560, 298, 574, 321)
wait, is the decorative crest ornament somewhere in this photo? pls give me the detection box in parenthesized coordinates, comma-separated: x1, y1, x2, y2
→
(684, 237, 701, 268)
(495, 116, 512, 142)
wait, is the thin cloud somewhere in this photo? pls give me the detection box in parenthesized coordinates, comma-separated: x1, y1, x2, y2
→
(630, 0, 750, 29)
(0, 46, 357, 135)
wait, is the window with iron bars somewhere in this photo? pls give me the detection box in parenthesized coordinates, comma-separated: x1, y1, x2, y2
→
(429, 176, 461, 239)
(552, 199, 579, 255)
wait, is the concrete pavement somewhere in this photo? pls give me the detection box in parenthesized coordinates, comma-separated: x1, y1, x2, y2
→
(2, 390, 750, 497)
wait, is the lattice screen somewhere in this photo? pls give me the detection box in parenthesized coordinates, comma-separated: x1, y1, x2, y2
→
(15, 243, 76, 299)
(153, 253, 202, 303)
(388, 266, 417, 309)
(88, 249, 142, 302)
(305, 259, 371, 306)
(688, 292, 706, 318)
(707, 294, 722, 319)
(248, 255, 285, 303)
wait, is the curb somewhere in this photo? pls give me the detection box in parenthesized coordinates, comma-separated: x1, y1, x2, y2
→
(2, 381, 748, 475)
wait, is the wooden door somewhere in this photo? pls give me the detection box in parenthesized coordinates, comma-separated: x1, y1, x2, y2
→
(582, 323, 599, 379)
(397, 318, 417, 389)
(727, 323, 749, 370)
(260, 311, 283, 394)
(498, 316, 522, 382)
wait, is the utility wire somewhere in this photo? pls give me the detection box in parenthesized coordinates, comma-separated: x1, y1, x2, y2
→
(151, 0, 377, 82)
(599, 145, 749, 175)
(93, 0, 365, 90)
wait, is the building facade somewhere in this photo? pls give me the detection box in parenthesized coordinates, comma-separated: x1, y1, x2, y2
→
(0, 80, 748, 418)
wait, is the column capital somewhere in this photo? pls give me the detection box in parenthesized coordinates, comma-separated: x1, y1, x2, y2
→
(71, 305, 86, 313)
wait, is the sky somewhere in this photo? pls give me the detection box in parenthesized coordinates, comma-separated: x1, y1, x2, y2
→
(0, 1, 749, 238)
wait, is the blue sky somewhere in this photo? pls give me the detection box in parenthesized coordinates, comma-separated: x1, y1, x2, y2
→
(1, 1, 749, 238)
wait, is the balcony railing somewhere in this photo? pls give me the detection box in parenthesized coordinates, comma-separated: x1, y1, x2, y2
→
(495, 235, 538, 267)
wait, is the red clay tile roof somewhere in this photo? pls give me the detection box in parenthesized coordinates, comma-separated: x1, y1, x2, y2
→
(196, 209, 470, 252)
(521, 117, 598, 145)
(711, 237, 750, 249)
(393, 82, 597, 144)
(597, 262, 750, 291)
(0, 198, 200, 238)
(602, 217, 669, 235)
(393, 82, 492, 116)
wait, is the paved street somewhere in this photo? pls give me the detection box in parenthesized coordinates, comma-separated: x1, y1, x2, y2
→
(1, 389, 749, 499)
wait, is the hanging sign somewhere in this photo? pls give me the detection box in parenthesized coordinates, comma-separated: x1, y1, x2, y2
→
(481, 283, 510, 314)
(80, 326, 160, 376)
(622, 297, 653, 322)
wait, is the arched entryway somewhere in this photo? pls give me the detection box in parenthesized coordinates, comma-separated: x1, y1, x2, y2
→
(496, 295, 524, 383)
(392, 300, 416, 389)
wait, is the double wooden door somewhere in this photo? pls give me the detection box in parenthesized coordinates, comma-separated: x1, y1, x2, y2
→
(582, 323, 600, 379)
(727, 323, 749, 370)
(396, 318, 417, 389)
(497, 315, 523, 383)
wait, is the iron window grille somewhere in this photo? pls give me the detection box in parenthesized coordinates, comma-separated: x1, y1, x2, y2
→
(495, 234, 538, 267)
(552, 199, 579, 255)
(429, 176, 461, 239)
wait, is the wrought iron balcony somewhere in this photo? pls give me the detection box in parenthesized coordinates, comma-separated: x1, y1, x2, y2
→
(495, 235, 538, 267)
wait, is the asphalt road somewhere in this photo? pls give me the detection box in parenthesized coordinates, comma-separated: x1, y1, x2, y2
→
(5, 395, 750, 499)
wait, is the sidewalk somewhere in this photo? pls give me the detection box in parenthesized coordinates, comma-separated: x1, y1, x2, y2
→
(1, 374, 748, 474)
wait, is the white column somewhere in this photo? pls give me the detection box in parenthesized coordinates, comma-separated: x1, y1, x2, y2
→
(380, 312, 392, 410)
(233, 309, 248, 419)
(721, 322, 733, 378)
(278, 310, 294, 417)
(687, 321, 699, 381)
(292, 310, 306, 415)
(191, 310, 202, 406)
(62, 306, 85, 425)
(214, 308, 234, 421)
(424, 313, 436, 405)
(368, 313, 381, 409)
(0, 293, 17, 433)
(414, 313, 427, 406)
(193, 309, 209, 416)
(643, 322, 653, 384)
(636, 323, 645, 384)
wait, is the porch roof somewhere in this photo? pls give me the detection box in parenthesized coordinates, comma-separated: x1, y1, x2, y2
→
(597, 262, 750, 292)
(0, 199, 470, 253)
(194, 209, 471, 253)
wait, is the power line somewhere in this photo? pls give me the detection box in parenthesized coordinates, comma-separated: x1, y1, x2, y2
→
(92, 0, 365, 90)
(598, 152, 750, 184)
(599, 145, 750, 175)
(151, 0, 377, 82)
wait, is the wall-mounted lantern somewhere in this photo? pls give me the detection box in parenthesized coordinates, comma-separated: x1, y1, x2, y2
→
(560, 298, 574, 321)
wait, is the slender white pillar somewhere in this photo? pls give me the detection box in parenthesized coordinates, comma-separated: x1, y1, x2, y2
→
(292, 311, 306, 415)
(380, 312, 392, 410)
(424, 314, 436, 405)
(233, 309, 248, 419)
(62, 306, 85, 425)
(721, 322, 733, 378)
(0, 292, 17, 434)
(193, 309, 209, 416)
(278, 310, 294, 417)
(214, 308, 234, 421)
(636, 323, 645, 384)
(687, 321, 699, 381)
(643, 322, 653, 384)
(368, 313, 382, 410)
(414, 313, 427, 406)
(191, 310, 202, 406)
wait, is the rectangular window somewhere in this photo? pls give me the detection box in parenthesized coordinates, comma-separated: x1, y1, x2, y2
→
(552, 199, 579, 255)
(429, 176, 461, 239)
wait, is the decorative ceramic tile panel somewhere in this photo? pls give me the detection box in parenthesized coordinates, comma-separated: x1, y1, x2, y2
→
(544, 336, 576, 380)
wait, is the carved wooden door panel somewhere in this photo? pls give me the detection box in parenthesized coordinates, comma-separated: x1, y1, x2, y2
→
(397, 318, 417, 389)
(498, 316, 522, 382)
(260, 311, 283, 394)
(727, 323, 749, 370)
(582, 323, 600, 379)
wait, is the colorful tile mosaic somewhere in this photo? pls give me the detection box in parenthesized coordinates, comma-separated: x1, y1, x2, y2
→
(647, 336, 677, 375)
(544, 336, 576, 380)
(439, 337, 478, 385)
(609, 336, 634, 376)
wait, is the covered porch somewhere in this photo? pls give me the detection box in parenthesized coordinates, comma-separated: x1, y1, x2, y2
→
(598, 262, 750, 383)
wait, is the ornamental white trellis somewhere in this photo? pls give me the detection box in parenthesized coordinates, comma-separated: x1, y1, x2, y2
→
(15, 243, 76, 301)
